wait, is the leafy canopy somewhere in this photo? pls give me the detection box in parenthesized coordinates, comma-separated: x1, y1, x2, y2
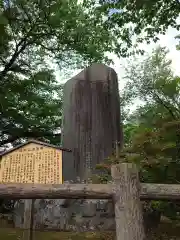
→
(94, 46, 180, 218)
(0, 0, 120, 147)
(85, 0, 180, 56)
(95, 47, 180, 183)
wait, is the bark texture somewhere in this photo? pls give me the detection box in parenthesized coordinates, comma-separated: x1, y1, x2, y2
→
(0, 183, 111, 199)
(111, 163, 145, 240)
(0, 182, 180, 200)
(61, 63, 122, 181)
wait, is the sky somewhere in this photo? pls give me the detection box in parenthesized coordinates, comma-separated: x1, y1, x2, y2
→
(57, 25, 180, 90)
(113, 26, 180, 91)
(113, 25, 180, 110)
(55, 25, 180, 112)
(55, 3, 180, 92)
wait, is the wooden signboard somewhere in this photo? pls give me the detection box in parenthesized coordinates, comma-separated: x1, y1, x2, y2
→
(0, 142, 63, 184)
(0, 140, 70, 240)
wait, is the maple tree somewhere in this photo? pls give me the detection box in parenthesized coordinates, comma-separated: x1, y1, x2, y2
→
(94, 46, 180, 219)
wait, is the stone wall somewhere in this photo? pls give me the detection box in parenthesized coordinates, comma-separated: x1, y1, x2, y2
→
(13, 199, 161, 232)
(13, 199, 161, 233)
(14, 199, 115, 231)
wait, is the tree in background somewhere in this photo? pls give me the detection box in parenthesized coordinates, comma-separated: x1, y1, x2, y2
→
(176, 34, 180, 50)
(0, 0, 122, 148)
(0, 0, 179, 148)
(96, 0, 180, 55)
(122, 46, 180, 181)
(95, 46, 180, 220)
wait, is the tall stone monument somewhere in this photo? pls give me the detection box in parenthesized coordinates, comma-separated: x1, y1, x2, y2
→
(12, 64, 158, 233)
(62, 63, 122, 181)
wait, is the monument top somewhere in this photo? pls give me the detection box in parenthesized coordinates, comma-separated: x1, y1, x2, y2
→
(68, 63, 117, 83)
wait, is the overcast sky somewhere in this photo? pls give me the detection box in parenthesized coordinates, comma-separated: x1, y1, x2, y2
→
(113, 26, 180, 90)
(56, 25, 180, 88)
(54, 25, 180, 111)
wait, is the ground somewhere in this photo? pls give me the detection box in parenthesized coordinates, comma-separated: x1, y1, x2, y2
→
(1, 223, 180, 240)
(1, 220, 180, 239)
(0, 228, 114, 240)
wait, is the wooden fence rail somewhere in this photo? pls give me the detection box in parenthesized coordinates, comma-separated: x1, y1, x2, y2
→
(1, 163, 180, 240)
(1, 182, 180, 200)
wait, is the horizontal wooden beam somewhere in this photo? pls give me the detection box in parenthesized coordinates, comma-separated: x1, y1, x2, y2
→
(141, 183, 180, 200)
(0, 183, 112, 199)
(0, 183, 180, 200)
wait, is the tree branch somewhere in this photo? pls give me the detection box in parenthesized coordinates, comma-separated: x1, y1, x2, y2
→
(153, 91, 177, 120)
(0, 38, 31, 81)
(0, 131, 61, 146)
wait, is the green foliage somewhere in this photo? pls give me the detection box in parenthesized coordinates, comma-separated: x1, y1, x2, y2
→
(0, 0, 118, 71)
(96, 0, 180, 54)
(0, 0, 120, 147)
(0, 67, 63, 146)
(122, 47, 180, 187)
(176, 34, 180, 50)
(95, 46, 180, 219)
(1, 0, 179, 147)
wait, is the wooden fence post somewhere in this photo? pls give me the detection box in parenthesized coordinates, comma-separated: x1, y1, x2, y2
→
(111, 163, 145, 240)
(22, 199, 35, 240)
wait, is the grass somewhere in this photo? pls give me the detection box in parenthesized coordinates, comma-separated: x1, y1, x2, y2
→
(151, 222, 180, 240)
(1, 220, 180, 239)
(0, 219, 115, 239)
(0, 228, 115, 240)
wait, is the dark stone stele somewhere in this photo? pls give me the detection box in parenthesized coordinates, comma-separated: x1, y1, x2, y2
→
(61, 63, 123, 181)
